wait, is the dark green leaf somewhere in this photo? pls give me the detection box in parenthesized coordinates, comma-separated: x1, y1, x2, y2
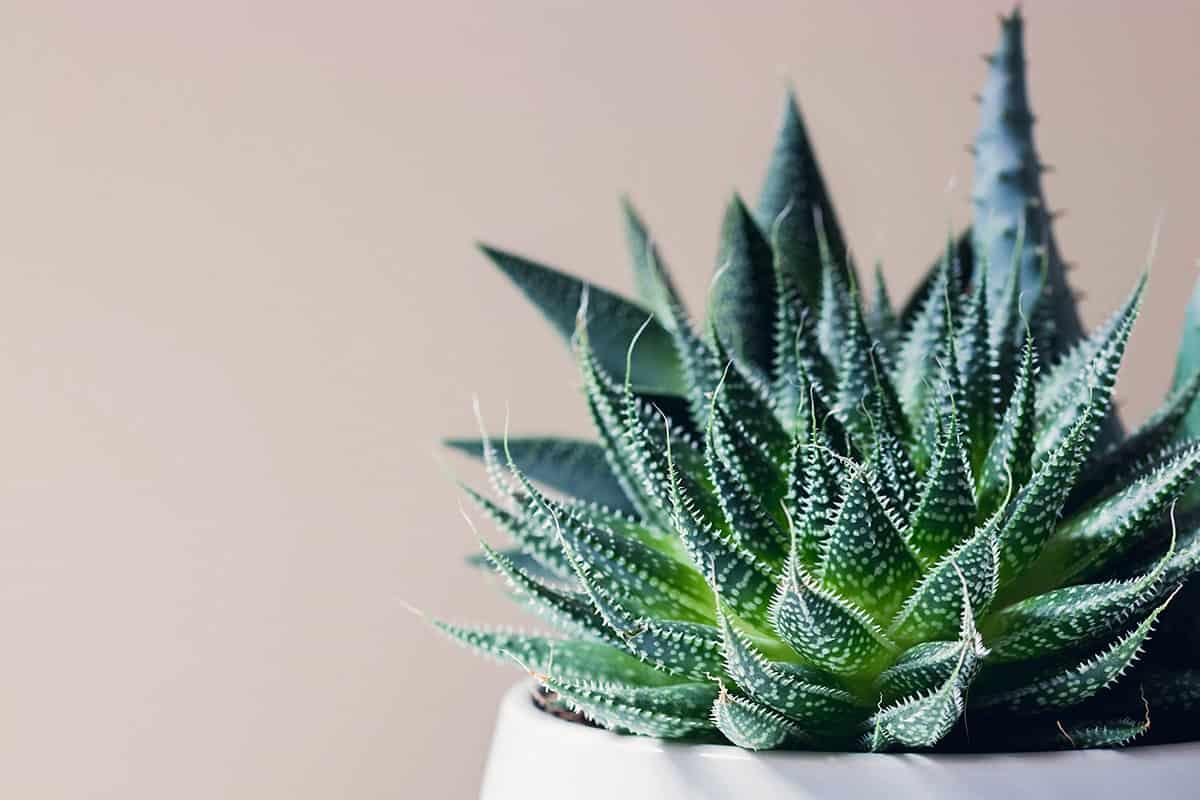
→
(972, 592, 1177, 713)
(709, 194, 777, 379)
(716, 606, 864, 729)
(890, 516, 1000, 645)
(971, 8, 1083, 354)
(977, 336, 1037, 519)
(756, 90, 850, 305)
(481, 245, 685, 394)
(433, 623, 680, 686)
(771, 560, 896, 677)
(447, 436, 635, 517)
(622, 198, 685, 325)
(541, 676, 718, 738)
(821, 468, 921, 621)
(909, 410, 978, 564)
(712, 688, 799, 750)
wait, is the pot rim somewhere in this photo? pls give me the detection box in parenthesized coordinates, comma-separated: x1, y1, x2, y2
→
(501, 680, 1200, 763)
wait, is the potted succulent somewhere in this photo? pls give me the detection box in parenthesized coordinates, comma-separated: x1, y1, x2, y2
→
(436, 9, 1200, 798)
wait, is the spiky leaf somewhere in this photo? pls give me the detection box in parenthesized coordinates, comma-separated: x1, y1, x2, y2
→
(482, 245, 685, 394)
(622, 199, 685, 325)
(448, 437, 636, 517)
(757, 90, 850, 305)
(978, 336, 1037, 518)
(710, 195, 777, 379)
(973, 593, 1176, 712)
(771, 562, 896, 676)
(434, 624, 681, 686)
(983, 537, 1174, 662)
(890, 519, 1000, 645)
(909, 412, 978, 564)
(972, 8, 1082, 351)
(1018, 442, 1200, 593)
(716, 606, 864, 729)
(541, 676, 718, 738)
(868, 615, 987, 750)
(711, 688, 797, 750)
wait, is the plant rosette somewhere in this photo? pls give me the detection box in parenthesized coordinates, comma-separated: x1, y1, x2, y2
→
(432, 8, 1200, 790)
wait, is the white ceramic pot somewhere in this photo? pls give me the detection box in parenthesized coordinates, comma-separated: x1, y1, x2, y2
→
(480, 681, 1200, 799)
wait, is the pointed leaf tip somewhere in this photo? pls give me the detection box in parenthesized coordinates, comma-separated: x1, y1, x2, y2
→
(481, 244, 686, 395)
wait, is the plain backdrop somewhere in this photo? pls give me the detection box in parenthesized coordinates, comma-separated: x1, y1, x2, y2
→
(1, 1, 1198, 797)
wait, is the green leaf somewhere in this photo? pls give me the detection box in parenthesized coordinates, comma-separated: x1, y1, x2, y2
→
(994, 397, 1098, 586)
(477, 540, 617, 644)
(816, 229, 852, 367)
(461, 484, 573, 579)
(977, 336, 1037, 518)
(622, 198, 685, 326)
(712, 688, 799, 750)
(988, 227, 1026, 392)
(865, 373, 920, 522)
(890, 516, 1000, 645)
(614, 329, 689, 524)
(509, 462, 714, 624)
(982, 536, 1175, 663)
(576, 319, 708, 524)
(1048, 717, 1151, 749)
(710, 333, 792, 459)
(446, 436, 635, 517)
(710, 388, 789, 514)
(660, 302, 725, 427)
(1019, 441, 1200, 592)
(481, 245, 685, 394)
(770, 217, 835, 425)
(540, 676, 718, 738)
(465, 546, 562, 584)
(1034, 274, 1145, 463)
(820, 468, 921, 621)
(867, 263, 899, 364)
(899, 231, 972, 331)
(835, 281, 892, 444)
(709, 194, 777, 379)
(664, 430, 779, 623)
(972, 592, 1177, 713)
(756, 90, 850, 306)
(1070, 370, 1200, 513)
(912, 300, 967, 472)
(770, 560, 896, 677)
(560, 533, 726, 680)
(909, 410, 978, 564)
(999, 714, 1151, 751)
(432, 623, 681, 687)
(559, 497, 688, 563)
(786, 416, 846, 573)
(957, 264, 994, 468)
(578, 334, 662, 522)
(716, 606, 864, 729)
(868, 610, 987, 751)
(894, 242, 953, 428)
(706, 404, 789, 569)
(971, 8, 1083, 354)
(1172, 273, 1200, 441)
(878, 640, 970, 704)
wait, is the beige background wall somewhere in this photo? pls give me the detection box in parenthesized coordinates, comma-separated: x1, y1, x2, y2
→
(0, 1, 1197, 797)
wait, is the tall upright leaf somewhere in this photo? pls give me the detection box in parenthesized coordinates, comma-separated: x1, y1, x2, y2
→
(756, 90, 851, 305)
(971, 8, 1082, 355)
(481, 245, 685, 394)
(709, 194, 777, 379)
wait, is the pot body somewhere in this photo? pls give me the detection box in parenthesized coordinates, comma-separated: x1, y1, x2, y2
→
(480, 682, 1200, 799)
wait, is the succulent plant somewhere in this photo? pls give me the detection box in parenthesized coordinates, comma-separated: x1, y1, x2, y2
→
(436, 9, 1200, 752)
